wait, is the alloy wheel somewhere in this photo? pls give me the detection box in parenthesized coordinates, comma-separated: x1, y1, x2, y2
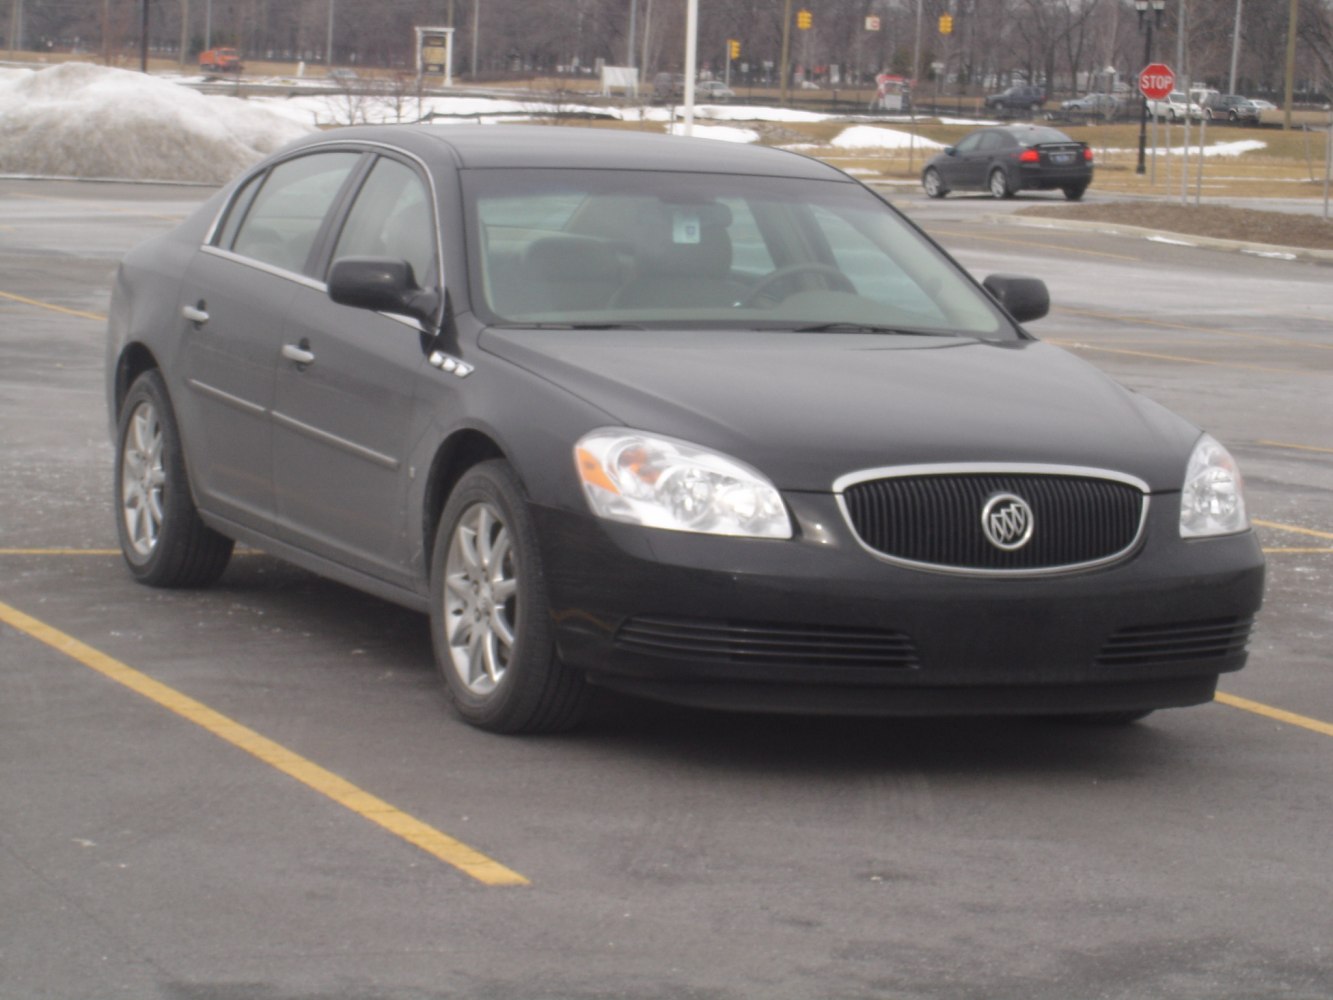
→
(120, 400, 166, 558)
(442, 500, 519, 695)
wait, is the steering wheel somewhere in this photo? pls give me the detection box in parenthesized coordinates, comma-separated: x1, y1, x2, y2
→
(738, 263, 857, 308)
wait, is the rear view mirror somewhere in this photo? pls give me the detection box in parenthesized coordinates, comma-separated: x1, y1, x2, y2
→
(983, 274, 1050, 324)
(328, 256, 439, 324)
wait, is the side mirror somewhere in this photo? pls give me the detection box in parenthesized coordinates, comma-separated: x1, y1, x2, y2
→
(328, 256, 440, 324)
(983, 274, 1050, 324)
(944, 146, 957, 156)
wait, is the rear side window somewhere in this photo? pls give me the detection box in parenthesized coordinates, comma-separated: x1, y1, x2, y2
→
(227, 151, 360, 273)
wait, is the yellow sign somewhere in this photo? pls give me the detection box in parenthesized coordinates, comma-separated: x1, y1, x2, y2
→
(797, 9, 812, 29)
(729, 39, 740, 59)
(939, 13, 954, 34)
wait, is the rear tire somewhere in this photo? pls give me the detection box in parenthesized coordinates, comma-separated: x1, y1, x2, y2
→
(1062, 184, 1087, 201)
(988, 168, 1013, 199)
(430, 460, 588, 733)
(114, 370, 233, 588)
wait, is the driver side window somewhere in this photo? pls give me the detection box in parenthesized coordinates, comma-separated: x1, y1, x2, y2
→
(331, 157, 437, 289)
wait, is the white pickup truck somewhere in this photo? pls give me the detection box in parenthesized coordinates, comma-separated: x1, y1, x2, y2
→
(1145, 90, 1204, 121)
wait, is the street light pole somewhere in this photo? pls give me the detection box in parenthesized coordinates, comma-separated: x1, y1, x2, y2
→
(1135, 0, 1166, 176)
(1228, 0, 1242, 94)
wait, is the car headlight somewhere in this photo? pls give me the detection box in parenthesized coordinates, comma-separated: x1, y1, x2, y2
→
(575, 429, 792, 539)
(1179, 434, 1249, 538)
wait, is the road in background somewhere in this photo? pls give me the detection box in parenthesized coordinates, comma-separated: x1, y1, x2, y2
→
(2, 179, 1330, 1000)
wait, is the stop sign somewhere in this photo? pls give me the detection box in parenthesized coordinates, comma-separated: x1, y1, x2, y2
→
(1138, 63, 1175, 100)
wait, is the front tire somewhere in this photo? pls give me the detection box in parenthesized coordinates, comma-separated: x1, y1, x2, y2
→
(988, 167, 1013, 199)
(922, 167, 948, 198)
(114, 370, 233, 588)
(430, 461, 588, 733)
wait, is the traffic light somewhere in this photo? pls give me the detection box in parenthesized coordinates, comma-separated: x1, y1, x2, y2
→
(797, 9, 813, 30)
(939, 13, 953, 34)
(729, 39, 740, 60)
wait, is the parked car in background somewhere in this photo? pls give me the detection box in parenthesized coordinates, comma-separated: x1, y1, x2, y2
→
(922, 124, 1093, 200)
(1233, 98, 1276, 123)
(1200, 93, 1251, 121)
(1146, 91, 1204, 121)
(984, 84, 1047, 113)
(1060, 92, 1122, 117)
(695, 80, 736, 102)
(105, 125, 1261, 733)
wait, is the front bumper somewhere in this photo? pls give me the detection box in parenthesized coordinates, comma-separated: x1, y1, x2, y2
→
(533, 491, 1264, 716)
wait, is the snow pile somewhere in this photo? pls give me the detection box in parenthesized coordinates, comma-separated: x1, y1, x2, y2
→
(0, 63, 315, 182)
(666, 122, 761, 143)
(828, 125, 944, 151)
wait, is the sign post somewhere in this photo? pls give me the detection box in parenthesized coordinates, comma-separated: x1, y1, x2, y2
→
(1136, 62, 1174, 176)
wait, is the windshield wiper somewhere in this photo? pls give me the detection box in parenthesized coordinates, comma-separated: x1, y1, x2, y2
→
(793, 322, 952, 336)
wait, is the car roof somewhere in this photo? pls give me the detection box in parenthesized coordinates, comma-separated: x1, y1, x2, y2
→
(279, 125, 843, 181)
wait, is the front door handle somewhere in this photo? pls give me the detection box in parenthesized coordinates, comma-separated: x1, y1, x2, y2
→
(182, 303, 209, 325)
(281, 342, 315, 366)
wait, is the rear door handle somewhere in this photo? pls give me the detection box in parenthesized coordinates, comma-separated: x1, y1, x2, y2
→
(182, 304, 209, 324)
(281, 342, 316, 366)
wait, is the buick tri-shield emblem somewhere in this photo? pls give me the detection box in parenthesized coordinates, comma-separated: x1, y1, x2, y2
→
(981, 493, 1034, 551)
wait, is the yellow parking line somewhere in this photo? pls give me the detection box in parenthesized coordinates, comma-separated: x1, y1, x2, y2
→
(0, 290, 106, 322)
(1046, 340, 1317, 377)
(0, 548, 122, 556)
(1253, 519, 1333, 541)
(0, 599, 529, 887)
(1257, 440, 1333, 455)
(1215, 692, 1333, 738)
(1263, 547, 1333, 554)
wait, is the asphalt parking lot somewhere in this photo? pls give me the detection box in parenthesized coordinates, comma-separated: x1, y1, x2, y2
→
(2, 178, 1331, 1000)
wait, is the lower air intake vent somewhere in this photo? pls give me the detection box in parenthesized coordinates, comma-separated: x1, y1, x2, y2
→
(616, 616, 918, 669)
(1097, 616, 1255, 667)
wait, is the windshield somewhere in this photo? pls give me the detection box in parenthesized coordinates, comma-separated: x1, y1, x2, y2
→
(462, 168, 1014, 339)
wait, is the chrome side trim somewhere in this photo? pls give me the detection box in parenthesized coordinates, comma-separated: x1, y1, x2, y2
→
(187, 378, 268, 416)
(270, 411, 400, 471)
(429, 351, 474, 377)
(832, 462, 1151, 578)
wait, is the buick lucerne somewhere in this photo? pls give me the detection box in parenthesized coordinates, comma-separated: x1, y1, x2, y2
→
(106, 126, 1264, 733)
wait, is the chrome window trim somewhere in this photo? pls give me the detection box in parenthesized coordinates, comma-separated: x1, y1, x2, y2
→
(832, 462, 1152, 578)
(202, 139, 446, 299)
(199, 244, 327, 290)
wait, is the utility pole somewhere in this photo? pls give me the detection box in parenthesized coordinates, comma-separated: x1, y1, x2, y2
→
(1282, 0, 1297, 129)
(140, 0, 149, 72)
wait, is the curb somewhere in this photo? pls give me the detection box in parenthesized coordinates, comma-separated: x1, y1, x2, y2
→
(987, 212, 1333, 265)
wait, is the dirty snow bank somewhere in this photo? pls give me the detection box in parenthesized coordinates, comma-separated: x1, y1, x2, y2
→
(0, 62, 315, 182)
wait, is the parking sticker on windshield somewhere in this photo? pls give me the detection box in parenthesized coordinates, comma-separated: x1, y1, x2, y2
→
(673, 210, 701, 244)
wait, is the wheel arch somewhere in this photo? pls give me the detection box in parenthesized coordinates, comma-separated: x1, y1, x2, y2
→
(421, 428, 507, 576)
(115, 343, 162, 418)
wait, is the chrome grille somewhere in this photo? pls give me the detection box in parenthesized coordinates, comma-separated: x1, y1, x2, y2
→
(616, 616, 918, 669)
(1097, 617, 1254, 667)
(839, 471, 1145, 574)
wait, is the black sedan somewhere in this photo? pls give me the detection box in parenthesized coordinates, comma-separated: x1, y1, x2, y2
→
(106, 125, 1262, 733)
(923, 124, 1093, 200)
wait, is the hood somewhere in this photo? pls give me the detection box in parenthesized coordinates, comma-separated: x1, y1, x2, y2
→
(481, 327, 1199, 493)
